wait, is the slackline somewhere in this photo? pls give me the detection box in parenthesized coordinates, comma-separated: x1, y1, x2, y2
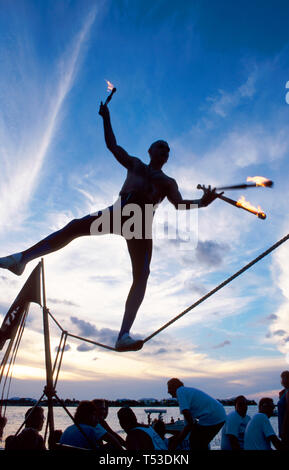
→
(46, 232, 289, 351)
(142, 232, 289, 344)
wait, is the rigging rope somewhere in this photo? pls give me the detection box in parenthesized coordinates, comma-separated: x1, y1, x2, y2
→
(143, 232, 289, 344)
(44, 232, 289, 349)
(0, 306, 29, 419)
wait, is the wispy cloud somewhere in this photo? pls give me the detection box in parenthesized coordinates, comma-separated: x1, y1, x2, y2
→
(70, 316, 119, 347)
(207, 71, 257, 118)
(48, 298, 79, 307)
(212, 340, 231, 349)
(0, 8, 97, 234)
(267, 236, 289, 358)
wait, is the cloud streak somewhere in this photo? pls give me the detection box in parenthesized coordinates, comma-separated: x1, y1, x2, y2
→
(0, 8, 97, 234)
(207, 71, 257, 118)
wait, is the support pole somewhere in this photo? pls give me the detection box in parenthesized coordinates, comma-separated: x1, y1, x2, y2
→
(41, 258, 55, 441)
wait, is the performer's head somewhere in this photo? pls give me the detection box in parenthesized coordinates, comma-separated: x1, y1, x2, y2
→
(167, 377, 184, 398)
(148, 140, 170, 167)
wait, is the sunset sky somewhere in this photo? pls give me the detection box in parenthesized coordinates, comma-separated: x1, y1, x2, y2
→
(1, 0, 289, 402)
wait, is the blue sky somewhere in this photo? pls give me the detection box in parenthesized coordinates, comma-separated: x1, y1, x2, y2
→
(1, 0, 289, 401)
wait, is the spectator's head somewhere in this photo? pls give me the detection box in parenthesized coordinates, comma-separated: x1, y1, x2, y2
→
(258, 397, 276, 418)
(167, 378, 184, 398)
(234, 395, 248, 417)
(25, 406, 45, 431)
(153, 419, 166, 439)
(117, 407, 138, 432)
(92, 399, 107, 421)
(281, 370, 289, 389)
(74, 401, 98, 426)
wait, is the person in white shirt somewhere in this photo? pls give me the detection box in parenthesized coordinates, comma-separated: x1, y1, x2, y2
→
(221, 395, 250, 450)
(167, 378, 226, 450)
(244, 397, 284, 450)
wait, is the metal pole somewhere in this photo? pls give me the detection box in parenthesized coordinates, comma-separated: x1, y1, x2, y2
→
(41, 258, 55, 441)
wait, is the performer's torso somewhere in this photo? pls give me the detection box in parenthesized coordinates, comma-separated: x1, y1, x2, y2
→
(119, 157, 171, 205)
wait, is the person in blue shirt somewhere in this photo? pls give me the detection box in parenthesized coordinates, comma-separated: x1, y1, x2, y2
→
(117, 407, 167, 450)
(60, 400, 122, 450)
(221, 395, 250, 450)
(244, 397, 283, 451)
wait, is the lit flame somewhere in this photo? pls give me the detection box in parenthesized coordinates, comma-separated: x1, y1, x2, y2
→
(246, 176, 271, 187)
(105, 79, 114, 92)
(237, 196, 266, 219)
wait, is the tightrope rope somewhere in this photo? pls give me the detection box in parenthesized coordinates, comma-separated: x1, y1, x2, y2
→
(143, 232, 289, 343)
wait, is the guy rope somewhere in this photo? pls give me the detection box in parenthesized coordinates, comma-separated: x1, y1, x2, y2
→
(143, 232, 289, 343)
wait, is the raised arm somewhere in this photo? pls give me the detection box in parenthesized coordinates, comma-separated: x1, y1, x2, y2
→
(99, 102, 134, 169)
(166, 179, 221, 210)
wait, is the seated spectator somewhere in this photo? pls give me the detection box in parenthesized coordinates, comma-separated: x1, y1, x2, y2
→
(244, 397, 284, 450)
(5, 406, 46, 450)
(92, 399, 126, 448)
(60, 400, 122, 450)
(153, 419, 166, 441)
(221, 395, 250, 450)
(117, 407, 167, 450)
(153, 419, 190, 451)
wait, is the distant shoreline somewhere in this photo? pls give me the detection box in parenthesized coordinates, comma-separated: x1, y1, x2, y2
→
(1, 400, 257, 408)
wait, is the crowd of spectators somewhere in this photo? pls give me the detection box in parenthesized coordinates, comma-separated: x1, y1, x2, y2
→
(1, 370, 288, 452)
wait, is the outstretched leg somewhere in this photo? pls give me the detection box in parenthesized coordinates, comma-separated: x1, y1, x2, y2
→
(115, 238, 152, 351)
(0, 213, 104, 275)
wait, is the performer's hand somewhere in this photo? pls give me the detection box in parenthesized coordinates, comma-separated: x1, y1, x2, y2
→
(198, 185, 223, 207)
(98, 101, 109, 118)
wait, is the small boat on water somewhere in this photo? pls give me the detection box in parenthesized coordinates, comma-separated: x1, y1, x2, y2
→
(144, 408, 185, 432)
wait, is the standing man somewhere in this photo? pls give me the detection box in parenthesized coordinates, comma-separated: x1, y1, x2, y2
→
(278, 370, 289, 446)
(221, 395, 250, 450)
(167, 378, 226, 450)
(244, 397, 284, 450)
(0, 101, 220, 352)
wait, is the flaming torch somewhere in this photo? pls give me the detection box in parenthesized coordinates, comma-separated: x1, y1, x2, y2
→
(104, 79, 117, 105)
(217, 176, 273, 191)
(217, 194, 266, 219)
(197, 184, 267, 219)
